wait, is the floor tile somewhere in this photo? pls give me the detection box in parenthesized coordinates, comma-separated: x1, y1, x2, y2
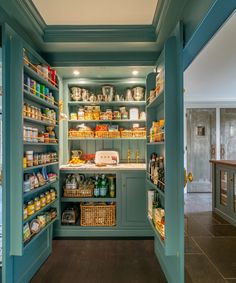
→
(206, 224, 236, 237)
(193, 237, 236, 278)
(185, 254, 225, 283)
(185, 237, 202, 254)
(185, 217, 213, 237)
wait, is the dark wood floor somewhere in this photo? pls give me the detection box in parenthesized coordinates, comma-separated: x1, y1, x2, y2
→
(31, 193, 236, 283)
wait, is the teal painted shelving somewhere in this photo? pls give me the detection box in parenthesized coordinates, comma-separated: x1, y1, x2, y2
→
(146, 179, 165, 198)
(24, 142, 59, 146)
(24, 116, 59, 127)
(146, 90, 164, 110)
(24, 65, 59, 92)
(147, 142, 165, 145)
(68, 119, 146, 123)
(24, 90, 58, 110)
(68, 101, 146, 106)
(23, 217, 58, 250)
(68, 138, 146, 141)
(24, 180, 58, 198)
(23, 162, 59, 172)
(147, 216, 165, 249)
(61, 197, 116, 202)
(23, 198, 58, 224)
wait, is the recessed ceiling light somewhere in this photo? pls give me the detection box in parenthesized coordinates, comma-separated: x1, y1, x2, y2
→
(132, 70, 139, 76)
(73, 70, 80, 76)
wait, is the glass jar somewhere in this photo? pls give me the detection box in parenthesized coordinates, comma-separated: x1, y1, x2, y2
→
(106, 109, 113, 120)
(27, 200, 35, 216)
(50, 189, 56, 201)
(26, 104, 31, 117)
(45, 191, 51, 204)
(26, 151, 33, 167)
(40, 193, 46, 207)
(77, 108, 85, 120)
(113, 111, 121, 120)
(33, 153, 39, 166)
(34, 197, 41, 211)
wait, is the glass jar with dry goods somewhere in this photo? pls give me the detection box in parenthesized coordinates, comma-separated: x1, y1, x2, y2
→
(27, 200, 35, 216)
(40, 193, 46, 207)
(45, 191, 51, 204)
(34, 197, 41, 211)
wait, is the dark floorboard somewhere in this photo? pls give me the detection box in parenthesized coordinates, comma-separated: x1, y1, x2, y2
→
(31, 193, 236, 283)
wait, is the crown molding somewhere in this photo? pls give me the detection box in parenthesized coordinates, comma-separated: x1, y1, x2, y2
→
(44, 25, 156, 42)
(43, 51, 160, 67)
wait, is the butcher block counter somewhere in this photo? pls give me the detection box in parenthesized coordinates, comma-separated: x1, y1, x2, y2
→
(210, 160, 236, 227)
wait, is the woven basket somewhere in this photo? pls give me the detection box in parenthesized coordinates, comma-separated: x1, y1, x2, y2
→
(64, 185, 94, 198)
(95, 131, 109, 138)
(69, 130, 94, 138)
(80, 203, 116, 226)
(132, 130, 146, 138)
(108, 131, 120, 138)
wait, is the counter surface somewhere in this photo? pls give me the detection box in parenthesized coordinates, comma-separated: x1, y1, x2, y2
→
(60, 163, 146, 171)
(210, 160, 236, 167)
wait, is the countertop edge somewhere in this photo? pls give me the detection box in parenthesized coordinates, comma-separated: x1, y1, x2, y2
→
(210, 160, 236, 167)
(60, 163, 146, 171)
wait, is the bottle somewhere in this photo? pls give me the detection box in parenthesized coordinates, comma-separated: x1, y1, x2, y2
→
(94, 175, 100, 197)
(108, 176, 116, 198)
(100, 174, 108, 197)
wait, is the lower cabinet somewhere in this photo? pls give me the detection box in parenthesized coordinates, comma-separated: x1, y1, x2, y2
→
(215, 164, 236, 225)
(121, 171, 149, 228)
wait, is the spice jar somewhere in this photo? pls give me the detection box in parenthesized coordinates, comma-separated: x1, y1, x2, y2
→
(50, 188, 56, 201)
(33, 153, 39, 166)
(77, 108, 85, 120)
(23, 204, 28, 220)
(34, 197, 41, 211)
(106, 109, 113, 120)
(45, 191, 51, 204)
(26, 151, 33, 167)
(27, 200, 35, 216)
(40, 193, 46, 207)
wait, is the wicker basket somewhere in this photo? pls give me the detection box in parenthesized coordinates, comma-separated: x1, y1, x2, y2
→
(108, 131, 120, 139)
(120, 130, 132, 138)
(69, 130, 94, 138)
(95, 131, 109, 138)
(80, 203, 116, 226)
(132, 130, 146, 138)
(64, 185, 94, 198)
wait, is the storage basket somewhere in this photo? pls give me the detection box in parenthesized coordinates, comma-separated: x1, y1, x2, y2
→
(108, 131, 120, 139)
(80, 203, 116, 226)
(69, 130, 94, 138)
(95, 131, 109, 138)
(64, 185, 94, 198)
(120, 130, 132, 138)
(132, 130, 146, 138)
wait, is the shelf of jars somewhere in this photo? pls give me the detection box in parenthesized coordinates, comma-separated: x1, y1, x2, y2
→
(68, 119, 146, 123)
(68, 101, 146, 106)
(21, 48, 60, 253)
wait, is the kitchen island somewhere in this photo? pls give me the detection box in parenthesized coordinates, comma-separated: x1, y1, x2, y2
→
(54, 163, 153, 237)
(211, 160, 236, 226)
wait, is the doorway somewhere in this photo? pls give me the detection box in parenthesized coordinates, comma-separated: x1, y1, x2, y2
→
(186, 108, 216, 193)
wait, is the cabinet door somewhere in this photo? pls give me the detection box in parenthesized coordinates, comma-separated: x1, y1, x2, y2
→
(216, 166, 230, 214)
(121, 172, 148, 227)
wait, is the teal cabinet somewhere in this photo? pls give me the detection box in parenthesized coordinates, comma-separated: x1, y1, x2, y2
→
(121, 172, 148, 228)
(214, 163, 236, 226)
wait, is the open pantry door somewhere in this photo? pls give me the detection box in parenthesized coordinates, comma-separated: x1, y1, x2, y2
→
(2, 24, 59, 283)
(146, 23, 184, 283)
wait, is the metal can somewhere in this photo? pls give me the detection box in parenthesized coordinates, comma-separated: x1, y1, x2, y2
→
(40, 84, 45, 99)
(30, 79, 36, 95)
(36, 83, 41, 97)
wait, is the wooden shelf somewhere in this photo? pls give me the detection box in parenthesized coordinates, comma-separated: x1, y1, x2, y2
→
(147, 216, 165, 249)
(24, 180, 58, 198)
(68, 101, 146, 106)
(24, 90, 58, 110)
(24, 65, 59, 92)
(146, 91, 164, 110)
(146, 179, 165, 198)
(24, 217, 57, 250)
(24, 117, 58, 127)
(23, 162, 59, 172)
(23, 198, 58, 224)
(61, 197, 116, 202)
(24, 142, 59, 146)
(68, 119, 146, 123)
(68, 138, 146, 141)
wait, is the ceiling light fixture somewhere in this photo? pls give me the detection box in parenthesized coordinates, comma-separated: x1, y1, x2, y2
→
(132, 70, 139, 76)
(73, 70, 80, 76)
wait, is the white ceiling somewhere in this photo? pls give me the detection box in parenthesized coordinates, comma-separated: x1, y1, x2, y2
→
(33, 0, 158, 25)
(56, 66, 154, 79)
(184, 11, 236, 102)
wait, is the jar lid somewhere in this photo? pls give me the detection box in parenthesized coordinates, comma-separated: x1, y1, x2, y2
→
(34, 197, 40, 201)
